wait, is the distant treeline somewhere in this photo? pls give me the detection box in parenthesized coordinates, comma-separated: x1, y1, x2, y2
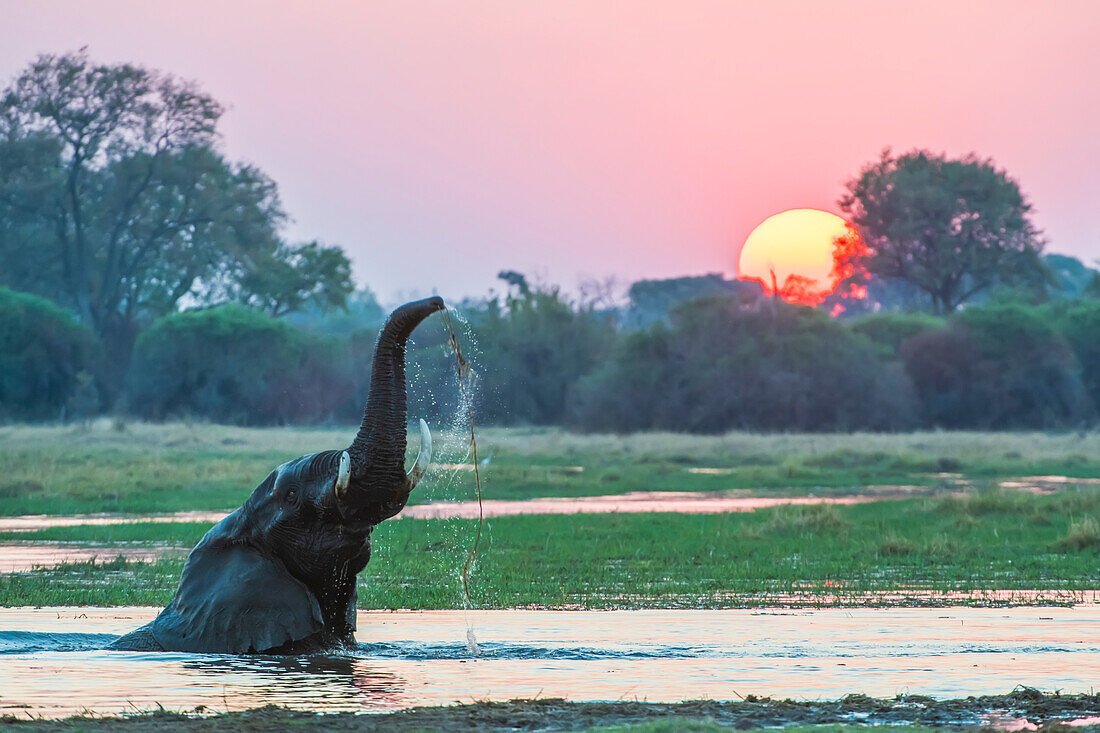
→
(5, 267, 1100, 432)
(3, 51, 1099, 433)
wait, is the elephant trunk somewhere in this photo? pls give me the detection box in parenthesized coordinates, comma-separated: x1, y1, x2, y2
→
(345, 296, 444, 506)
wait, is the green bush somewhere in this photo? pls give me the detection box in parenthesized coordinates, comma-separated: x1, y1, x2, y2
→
(849, 311, 946, 358)
(1055, 300, 1100, 409)
(569, 297, 916, 433)
(901, 303, 1091, 428)
(126, 305, 354, 424)
(0, 287, 98, 420)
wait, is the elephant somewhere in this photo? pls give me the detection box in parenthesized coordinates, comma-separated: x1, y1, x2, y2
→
(110, 296, 446, 654)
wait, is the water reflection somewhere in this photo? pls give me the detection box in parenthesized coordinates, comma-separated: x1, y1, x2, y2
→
(180, 654, 410, 710)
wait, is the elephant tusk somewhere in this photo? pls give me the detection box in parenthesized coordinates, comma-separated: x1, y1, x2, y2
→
(335, 450, 351, 499)
(407, 419, 432, 489)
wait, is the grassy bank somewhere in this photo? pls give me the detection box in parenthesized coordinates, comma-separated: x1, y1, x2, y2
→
(4, 690, 1097, 731)
(2, 489, 1095, 608)
(4, 422, 1100, 516)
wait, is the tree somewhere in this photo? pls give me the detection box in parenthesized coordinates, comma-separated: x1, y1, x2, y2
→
(0, 51, 349, 398)
(475, 273, 614, 424)
(233, 240, 353, 317)
(839, 149, 1045, 313)
(624, 274, 762, 327)
(285, 287, 385, 335)
(1044, 253, 1100, 300)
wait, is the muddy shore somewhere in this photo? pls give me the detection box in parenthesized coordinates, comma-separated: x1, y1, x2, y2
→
(4, 690, 1099, 731)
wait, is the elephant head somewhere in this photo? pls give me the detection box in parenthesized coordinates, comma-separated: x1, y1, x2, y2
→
(111, 297, 446, 654)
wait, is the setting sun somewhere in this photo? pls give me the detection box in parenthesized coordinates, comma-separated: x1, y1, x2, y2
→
(738, 208, 861, 306)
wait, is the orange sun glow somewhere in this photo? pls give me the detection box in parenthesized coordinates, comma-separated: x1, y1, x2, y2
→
(738, 208, 867, 309)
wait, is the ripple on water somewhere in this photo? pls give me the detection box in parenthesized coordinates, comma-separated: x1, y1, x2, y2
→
(0, 630, 119, 654)
(0, 607, 1098, 718)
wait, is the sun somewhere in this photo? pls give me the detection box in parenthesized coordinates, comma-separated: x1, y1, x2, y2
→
(738, 208, 863, 307)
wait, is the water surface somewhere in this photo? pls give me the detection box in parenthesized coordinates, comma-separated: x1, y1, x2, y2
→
(0, 606, 1096, 718)
(0, 491, 902, 535)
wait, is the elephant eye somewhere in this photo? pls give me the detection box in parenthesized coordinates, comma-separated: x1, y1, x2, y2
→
(285, 488, 299, 502)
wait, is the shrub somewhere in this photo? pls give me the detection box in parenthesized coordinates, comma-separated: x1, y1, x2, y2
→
(901, 303, 1091, 428)
(126, 305, 354, 424)
(0, 287, 98, 420)
(1055, 516, 1100, 552)
(849, 312, 946, 358)
(763, 504, 849, 535)
(569, 297, 917, 432)
(1055, 300, 1100, 410)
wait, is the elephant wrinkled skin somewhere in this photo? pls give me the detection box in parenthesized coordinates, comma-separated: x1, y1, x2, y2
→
(110, 297, 445, 654)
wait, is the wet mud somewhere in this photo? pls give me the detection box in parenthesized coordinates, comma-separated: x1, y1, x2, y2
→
(3, 690, 1100, 731)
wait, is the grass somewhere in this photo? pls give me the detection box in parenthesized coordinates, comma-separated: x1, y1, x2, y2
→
(4, 421, 1100, 516)
(1057, 515, 1100, 551)
(1, 422, 1096, 608)
(1, 488, 1095, 608)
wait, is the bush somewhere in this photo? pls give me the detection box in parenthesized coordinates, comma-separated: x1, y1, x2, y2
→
(849, 312, 946, 358)
(901, 303, 1091, 428)
(1054, 300, 1100, 410)
(569, 297, 917, 433)
(0, 287, 98, 420)
(126, 305, 354, 424)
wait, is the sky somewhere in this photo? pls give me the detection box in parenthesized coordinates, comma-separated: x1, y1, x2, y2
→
(2, 1, 1098, 304)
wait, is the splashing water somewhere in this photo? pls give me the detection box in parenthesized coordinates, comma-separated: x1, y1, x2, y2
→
(441, 307, 485, 656)
(465, 625, 481, 656)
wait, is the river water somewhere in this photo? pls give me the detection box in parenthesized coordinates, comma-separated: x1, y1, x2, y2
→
(0, 606, 1096, 718)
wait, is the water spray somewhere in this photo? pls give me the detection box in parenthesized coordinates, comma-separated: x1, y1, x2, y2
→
(441, 307, 484, 656)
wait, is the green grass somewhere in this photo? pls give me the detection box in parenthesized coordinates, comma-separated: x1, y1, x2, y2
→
(5, 422, 1100, 516)
(2, 489, 1095, 608)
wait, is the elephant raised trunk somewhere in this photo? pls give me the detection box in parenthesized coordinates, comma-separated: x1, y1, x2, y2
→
(111, 297, 447, 654)
(341, 296, 445, 512)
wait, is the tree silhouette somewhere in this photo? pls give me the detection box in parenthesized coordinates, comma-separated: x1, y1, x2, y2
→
(839, 149, 1045, 313)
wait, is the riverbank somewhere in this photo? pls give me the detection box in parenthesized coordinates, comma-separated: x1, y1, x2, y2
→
(4, 691, 1099, 731)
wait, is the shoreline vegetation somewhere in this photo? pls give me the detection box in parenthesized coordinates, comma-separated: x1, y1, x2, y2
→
(3, 690, 1099, 731)
(0, 423, 1096, 610)
(5, 422, 1100, 514)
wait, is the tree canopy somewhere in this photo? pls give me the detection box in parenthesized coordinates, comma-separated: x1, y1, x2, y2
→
(839, 149, 1045, 313)
(0, 50, 351, 385)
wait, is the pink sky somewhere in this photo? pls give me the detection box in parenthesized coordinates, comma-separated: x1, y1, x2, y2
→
(2, 1, 1098, 302)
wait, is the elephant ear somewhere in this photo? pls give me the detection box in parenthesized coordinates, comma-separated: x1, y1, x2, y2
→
(150, 542, 323, 654)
